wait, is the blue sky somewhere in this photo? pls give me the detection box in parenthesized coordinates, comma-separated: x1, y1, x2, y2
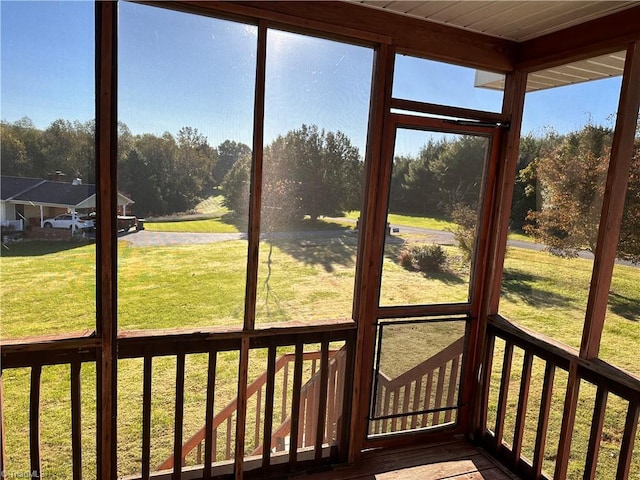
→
(1, 1, 623, 158)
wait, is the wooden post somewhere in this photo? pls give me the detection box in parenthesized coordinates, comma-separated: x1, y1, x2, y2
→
(348, 42, 395, 462)
(470, 70, 527, 437)
(581, 42, 640, 359)
(244, 20, 267, 331)
(95, 2, 118, 478)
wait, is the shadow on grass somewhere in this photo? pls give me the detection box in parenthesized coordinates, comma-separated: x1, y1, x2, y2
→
(220, 215, 358, 273)
(608, 292, 640, 322)
(501, 268, 572, 307)
(0, 240, 94, 257)
(264, 233, 358, 273)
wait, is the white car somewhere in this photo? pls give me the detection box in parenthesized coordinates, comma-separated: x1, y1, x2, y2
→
(43, 214, 94, 230)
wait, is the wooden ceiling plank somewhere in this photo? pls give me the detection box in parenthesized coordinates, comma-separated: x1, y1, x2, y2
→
(523, 2, 636, 41)
(428, 2, 485, 23)
(402, 1, 464, 18)
(470, 2, 561, 36)
(383, 1, 421, 14)
(461, 3, 526, 31)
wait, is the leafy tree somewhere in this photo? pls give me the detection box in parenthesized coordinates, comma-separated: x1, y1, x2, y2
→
(525, 125, 613, 256)
(215, 140, 251, 186)
(429, 135, 487, 213)
(40, 119, 95, 183)
(220, 153, 252, 217)
(510, 132, 562, 232)
(617, 142, 640, 262)
(402, 140, 443, 215)
(388, 155, 412, 213)
(222, 124, 363, 228)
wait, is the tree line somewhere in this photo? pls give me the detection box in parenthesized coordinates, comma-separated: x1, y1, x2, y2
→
(1, 117, 638, 261)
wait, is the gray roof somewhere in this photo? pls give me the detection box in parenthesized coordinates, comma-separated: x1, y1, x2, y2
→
(0, 176, 46, 201)
(1, 175, 94, 207)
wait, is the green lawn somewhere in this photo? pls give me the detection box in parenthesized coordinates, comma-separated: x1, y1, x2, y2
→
(145, 217, 241, 233)
(1, 233, 638, 478)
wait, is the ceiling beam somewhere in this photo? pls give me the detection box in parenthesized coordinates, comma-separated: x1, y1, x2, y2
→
(174, 1, 517, 72)
(517, 5, 640, 72)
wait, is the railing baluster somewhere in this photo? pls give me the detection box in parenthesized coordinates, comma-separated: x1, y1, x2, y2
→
(616, 401, 639, 480)
(433, 365, 446, 426)
(298, 392, 306, 448)
(282, 361, 289, 424)
(255, 385, 262, 449)
(445, 356, 460, 423)
(421, 372, 433, 427)
(71, 361, 82, 480)
(411, 376, 422, 429)
(494, 341, 514, 450)
(289, 343, 304, 468)
(315, 340, 330, 461)
(142, 355, 152, 480)
(305, 369, 314, 447)
(400, 384, 411, 431)
(512, 351, 533, 464)
(327, 355, 337, 440)
(30, 364, 42, 477)
(584, 385, 608, 480)
(173, 353, 186, 479)
(225, 417, 232, 460)
(382, 386, 391, 432)
(261, 345, 276, 467)
(532, 361, 555, 477)
(203, 350, 217, 479)
(478, 333, 496, 433)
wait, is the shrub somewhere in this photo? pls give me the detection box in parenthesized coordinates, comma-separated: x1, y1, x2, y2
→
(398, 244, 448, 273)
(397, 248, 415, 270)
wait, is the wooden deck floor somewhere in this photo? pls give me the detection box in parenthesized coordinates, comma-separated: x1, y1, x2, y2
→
(296, 439, 519, 480)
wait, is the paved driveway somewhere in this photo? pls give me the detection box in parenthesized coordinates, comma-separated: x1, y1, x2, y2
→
(119, 230, 246, 247)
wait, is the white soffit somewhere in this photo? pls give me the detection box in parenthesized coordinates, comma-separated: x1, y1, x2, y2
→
(475, 51, 626, 92)
(350, 1, 637, 42)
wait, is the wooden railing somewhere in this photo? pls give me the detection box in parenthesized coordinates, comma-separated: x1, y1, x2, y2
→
(369, 336, 465, 435)
(0, 325, 355, 479)
(478, 315, 640, 480)
(158, 347, 347, 470)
